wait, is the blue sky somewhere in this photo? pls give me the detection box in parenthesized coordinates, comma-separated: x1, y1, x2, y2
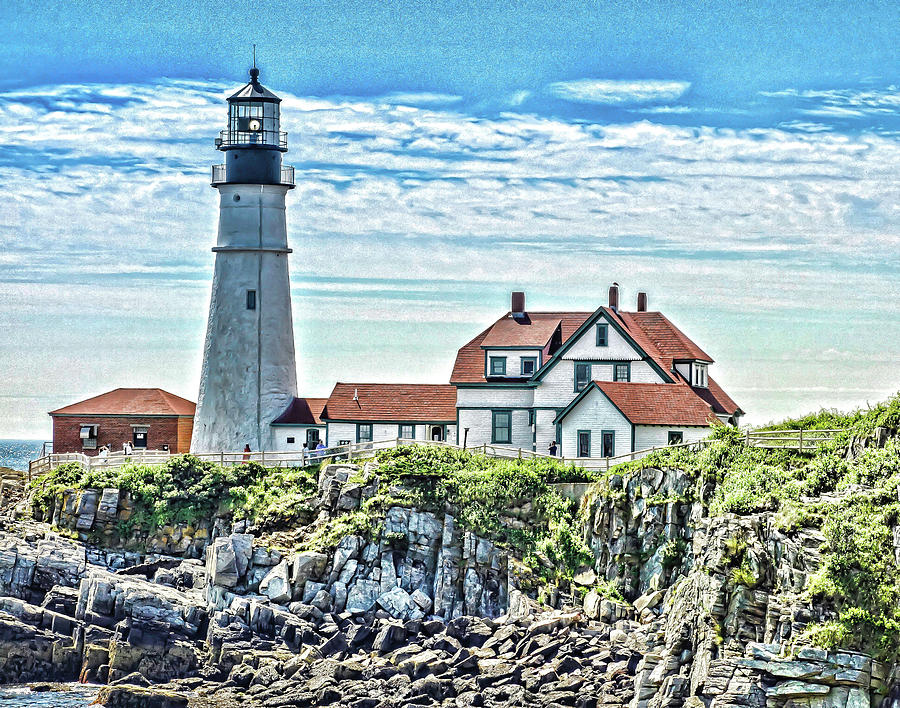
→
(2, 0, 900, 438)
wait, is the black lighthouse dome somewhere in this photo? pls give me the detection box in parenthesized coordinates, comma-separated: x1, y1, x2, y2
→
(211, 67, 294, 188)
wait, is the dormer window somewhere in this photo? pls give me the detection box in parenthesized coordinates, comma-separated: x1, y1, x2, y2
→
(520, 357, 537, 377)
(596, 324, 608, 347)
(489, 356, 507, 376)
(692, 363, 708, 388)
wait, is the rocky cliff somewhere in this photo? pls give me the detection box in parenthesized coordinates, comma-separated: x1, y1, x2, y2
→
(5, 430, 900, 708)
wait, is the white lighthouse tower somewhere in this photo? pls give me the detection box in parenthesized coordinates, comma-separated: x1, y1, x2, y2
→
(191, 66, 298, 453)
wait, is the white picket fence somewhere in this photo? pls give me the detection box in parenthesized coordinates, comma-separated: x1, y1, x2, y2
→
(27, 436, 713, 480)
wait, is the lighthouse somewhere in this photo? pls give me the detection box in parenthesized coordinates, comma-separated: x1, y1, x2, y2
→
(191, 66, 298, 453)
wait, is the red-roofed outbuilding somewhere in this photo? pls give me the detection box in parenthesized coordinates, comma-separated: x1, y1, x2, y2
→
(49, 388, 196, 455)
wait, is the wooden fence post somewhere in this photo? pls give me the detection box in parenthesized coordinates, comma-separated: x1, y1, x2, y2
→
(799, 429, 803, 452)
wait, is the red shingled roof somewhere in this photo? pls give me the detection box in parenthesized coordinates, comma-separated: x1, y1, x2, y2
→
(49, 388, 195, 417)
(323, 383, 457, 422)
(480, 314, 562, 348)
(271, 397, 327, 425)
(593, 382, 717, 426)
(628, 311, 713, 368)
(451, 312, 592, 383)
(692, 377, 742, 416)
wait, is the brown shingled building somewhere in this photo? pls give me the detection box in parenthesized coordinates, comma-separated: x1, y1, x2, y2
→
(49, 388, 196, 455)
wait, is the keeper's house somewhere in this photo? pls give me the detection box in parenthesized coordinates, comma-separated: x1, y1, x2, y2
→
(49, 388, 196, 455)
(450, 286, 742, 458)
(320, 383, 457, 447)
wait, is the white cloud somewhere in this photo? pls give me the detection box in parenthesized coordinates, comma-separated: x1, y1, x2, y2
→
(3, 78, 900, 435)
(545, 79, 691, 105)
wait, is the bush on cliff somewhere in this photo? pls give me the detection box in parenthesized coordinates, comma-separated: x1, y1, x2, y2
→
(306, 445, 596, 584)
(619, 391, 900, 661)
(29, 455, 319, 531)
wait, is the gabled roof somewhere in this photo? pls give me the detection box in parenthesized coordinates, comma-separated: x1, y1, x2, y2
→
(627, 311, 713, 367)
(556, 382, 716, 427)
(271, 397, 327, 426)
(452, 306, 722, 391)
(451, 312, 592, 383)
(322, 383, 457, 423)
(49, 388, 195, 417)
(480, 314, 562, 348)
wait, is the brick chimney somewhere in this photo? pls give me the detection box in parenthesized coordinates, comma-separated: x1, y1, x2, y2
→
(637, 292, 648, 312)
(511, 291, 526, 319)
(608, 283, 619, 312)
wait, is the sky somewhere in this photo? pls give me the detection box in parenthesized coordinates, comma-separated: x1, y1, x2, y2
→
(2, 0, 900, 438)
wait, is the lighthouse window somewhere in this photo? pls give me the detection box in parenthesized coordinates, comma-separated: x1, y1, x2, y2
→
(246, 290, 256, 310)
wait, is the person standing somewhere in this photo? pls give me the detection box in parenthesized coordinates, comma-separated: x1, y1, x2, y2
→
(242, 444, 251, 462)
(123, 441, 133, 456)
(301, 442, 309, 466)
(315, 440, 326, 458)
(548, 440, 558, 456)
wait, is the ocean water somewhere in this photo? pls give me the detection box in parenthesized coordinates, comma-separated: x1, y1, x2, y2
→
(0, 439, 44, 471)
(0, 684, 99, 706)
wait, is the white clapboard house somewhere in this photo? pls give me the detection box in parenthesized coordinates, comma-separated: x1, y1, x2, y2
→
(282, 286, 741, 458)
(449, 287, 742, 458)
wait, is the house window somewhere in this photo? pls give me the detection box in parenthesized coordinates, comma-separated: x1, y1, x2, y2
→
(357, 423, 373, 443)
(614, 363, 630, 382)
(306, 428, 320, 445)
(596, 324, 609, 347)
(574, 363, 591, 391)
(399, 424, 415, 440)
(577, 430, 591, 457)
(489, 357, 507, 376)
(286, 436, 296, 444)
(246, 289, 257, 310)
(668, 431, 684, 445)
(80, 425, 98, 450)
(601, 430, 615, 458)
(491, 411, 512, 444)
(528, 409, 535, 426)
(693, 363, 708, 388)
(520, 357, 537, 377)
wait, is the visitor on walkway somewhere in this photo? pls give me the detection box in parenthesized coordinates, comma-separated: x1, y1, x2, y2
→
(548, 440, 558, 456)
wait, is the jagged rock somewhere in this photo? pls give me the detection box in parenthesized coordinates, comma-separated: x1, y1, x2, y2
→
(345, 579, 381, 613)
(291, 551, 328, 597)
(206, 536, 242, 588)
(377, 585, 417, 619)
(259, 560, 291, 604)
(95, 685, 188, 708)
(573, 566, 597, 586)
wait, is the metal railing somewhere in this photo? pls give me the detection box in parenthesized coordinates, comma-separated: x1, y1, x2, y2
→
(217, 129, 287, 150)
(210, 164, 295, 186)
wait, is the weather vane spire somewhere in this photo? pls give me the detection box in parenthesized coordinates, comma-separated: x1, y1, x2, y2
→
(252, 43, 257, 68)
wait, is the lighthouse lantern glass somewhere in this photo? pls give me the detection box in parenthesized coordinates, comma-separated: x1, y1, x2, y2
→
(227, 100, 280, 147)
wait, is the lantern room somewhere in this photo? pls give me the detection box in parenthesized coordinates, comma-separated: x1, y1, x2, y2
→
(211, 67, 294, 187)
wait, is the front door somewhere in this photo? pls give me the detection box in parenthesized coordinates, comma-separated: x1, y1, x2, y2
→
(601, 430, 615, 458)
(132, 429, 148, 449)
(306, 428, 320, 446)
(577, 431, 590, 457)
(430, 425, 444, 441)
